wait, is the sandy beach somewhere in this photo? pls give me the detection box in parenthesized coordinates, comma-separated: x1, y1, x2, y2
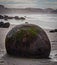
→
(0, 24, 57, 65)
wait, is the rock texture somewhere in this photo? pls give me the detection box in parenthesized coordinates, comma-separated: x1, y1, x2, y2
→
(5, 24, 51, 58)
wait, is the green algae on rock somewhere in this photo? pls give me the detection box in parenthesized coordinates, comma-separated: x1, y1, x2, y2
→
(5, 24, 51, 58)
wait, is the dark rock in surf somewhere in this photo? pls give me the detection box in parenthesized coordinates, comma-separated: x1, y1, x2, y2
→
(20, 17, 25, 20)
(49, 29, 57, 33)
(0, 22, 4, 27)
(0, 22, 10, 28)
(0, 15, 4, 19)
(14, 16, 20, 20)
(3, 22, 10, 28)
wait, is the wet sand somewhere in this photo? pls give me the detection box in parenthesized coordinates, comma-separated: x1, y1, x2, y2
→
(0, 24, 57, 65)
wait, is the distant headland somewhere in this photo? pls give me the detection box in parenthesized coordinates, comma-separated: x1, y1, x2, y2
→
(0, 5, 57, 14)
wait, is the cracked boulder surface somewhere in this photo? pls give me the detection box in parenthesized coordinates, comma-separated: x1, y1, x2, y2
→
(5, 24, 51, 58)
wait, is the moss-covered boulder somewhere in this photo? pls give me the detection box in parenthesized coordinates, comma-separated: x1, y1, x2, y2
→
(5, 24, 51, 58)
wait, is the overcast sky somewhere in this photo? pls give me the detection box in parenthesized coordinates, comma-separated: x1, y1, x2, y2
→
(0, 0, 57, 9)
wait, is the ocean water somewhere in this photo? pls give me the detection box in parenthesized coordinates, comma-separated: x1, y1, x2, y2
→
(0, 14, 57, 29)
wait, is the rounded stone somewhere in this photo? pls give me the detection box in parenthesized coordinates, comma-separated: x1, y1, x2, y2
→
(5, 23, 51, 58)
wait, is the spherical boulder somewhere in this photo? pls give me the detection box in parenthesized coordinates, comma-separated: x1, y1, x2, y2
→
(5, 23, 51, 58)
